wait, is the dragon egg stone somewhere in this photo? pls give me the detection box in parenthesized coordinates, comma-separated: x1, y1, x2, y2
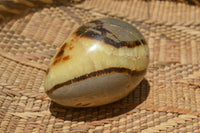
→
(44, 18, 149, 107)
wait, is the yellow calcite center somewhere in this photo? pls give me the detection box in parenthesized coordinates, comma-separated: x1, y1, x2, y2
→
(45, 34, 149, 92)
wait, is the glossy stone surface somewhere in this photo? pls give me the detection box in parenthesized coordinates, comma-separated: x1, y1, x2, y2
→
(44, 18, 149, 107)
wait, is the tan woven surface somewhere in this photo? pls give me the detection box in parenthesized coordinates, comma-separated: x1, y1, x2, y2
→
(0, 0, 200, 132)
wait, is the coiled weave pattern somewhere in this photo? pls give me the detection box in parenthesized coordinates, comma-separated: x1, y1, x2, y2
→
(0, 0, 200, 132)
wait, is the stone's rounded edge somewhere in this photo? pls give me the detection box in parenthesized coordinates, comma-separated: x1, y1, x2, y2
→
(46, 67, 147, 107)
(44, 18, 149, 107)
(74, 17, 147, 49)
(99, 17, 146, 39)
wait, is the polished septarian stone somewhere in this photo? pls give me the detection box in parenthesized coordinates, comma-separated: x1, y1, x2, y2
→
(44, 18, 149, 107)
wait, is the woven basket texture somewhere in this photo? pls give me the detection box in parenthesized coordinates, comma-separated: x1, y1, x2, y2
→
(0, 0, 200, 132)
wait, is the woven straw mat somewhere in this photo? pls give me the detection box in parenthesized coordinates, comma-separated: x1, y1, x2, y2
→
(0, 0, 200, 132)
